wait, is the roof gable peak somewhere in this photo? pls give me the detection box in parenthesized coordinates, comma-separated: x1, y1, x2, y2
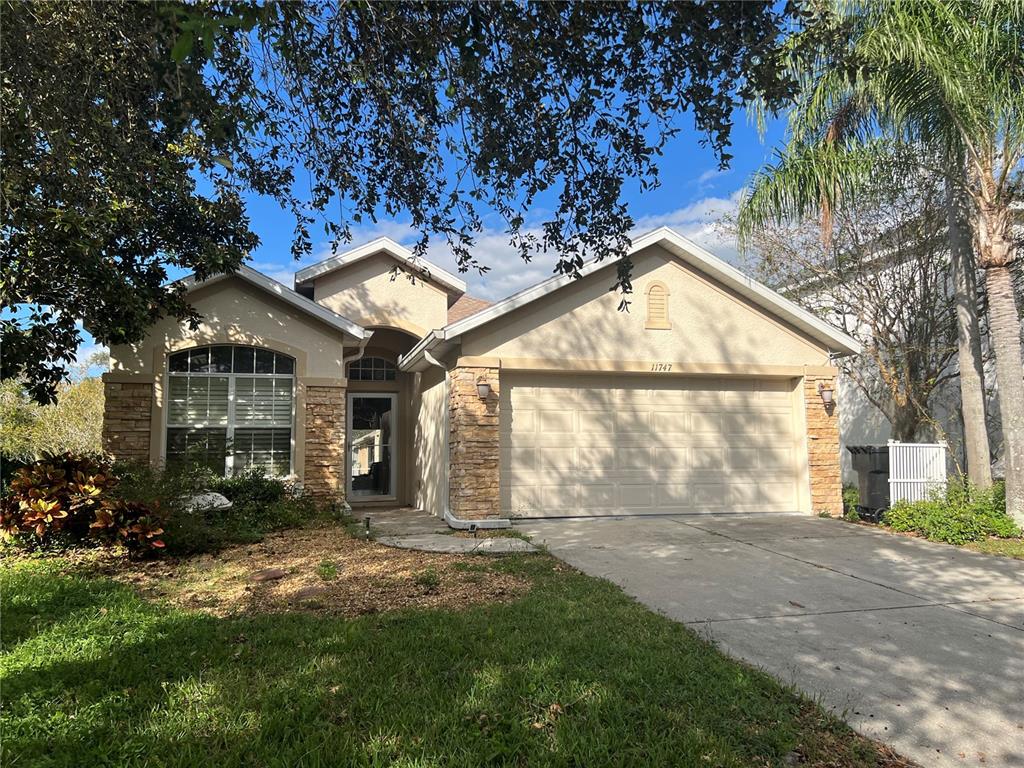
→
(294, 237, 467, 296)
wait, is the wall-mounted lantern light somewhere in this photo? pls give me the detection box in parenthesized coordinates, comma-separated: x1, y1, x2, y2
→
(818, 381, 834, 405)
(477, 380, 492, 400)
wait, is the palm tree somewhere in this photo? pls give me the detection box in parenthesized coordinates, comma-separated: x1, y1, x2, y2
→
(738, 0, 1024, 522)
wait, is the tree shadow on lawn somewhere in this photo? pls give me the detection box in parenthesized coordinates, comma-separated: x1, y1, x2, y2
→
(1, 556, 905, 768)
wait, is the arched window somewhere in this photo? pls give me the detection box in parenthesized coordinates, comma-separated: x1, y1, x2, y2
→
(347, 356, 397, 381)
(166, 345, 294, 476)
(645, 281, 671, 330)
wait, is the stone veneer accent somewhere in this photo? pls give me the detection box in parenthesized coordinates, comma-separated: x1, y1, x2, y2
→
(102, 381, 153, 462)
(449, 366, 501, 520)
(303, 385, 346, 502)
(804, 372, 842, 517)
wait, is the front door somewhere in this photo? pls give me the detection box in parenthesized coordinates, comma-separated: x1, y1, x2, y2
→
(347, 393, 396, 500)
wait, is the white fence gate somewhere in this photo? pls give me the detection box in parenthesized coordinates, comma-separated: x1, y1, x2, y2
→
(887, 440, 948, 504)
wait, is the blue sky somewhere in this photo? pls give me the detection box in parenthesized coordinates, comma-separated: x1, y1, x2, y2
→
(75, 109, 786, 366)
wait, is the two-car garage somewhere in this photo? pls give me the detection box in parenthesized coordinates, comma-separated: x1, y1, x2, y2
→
(500, 372, 807, 518)
(403, 229, 861, 524)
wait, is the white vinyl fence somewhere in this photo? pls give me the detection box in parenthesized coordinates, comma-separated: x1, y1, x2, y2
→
(887, 440, 948, 504)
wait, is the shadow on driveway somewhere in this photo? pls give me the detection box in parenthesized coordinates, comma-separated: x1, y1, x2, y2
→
(516, 514, 1024, 768)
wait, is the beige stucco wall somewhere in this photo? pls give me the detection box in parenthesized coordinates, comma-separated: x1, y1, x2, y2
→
(460, 245, 831, 369)
(310, 253, 450, 337)
(412, 365, 447, 517)
(106, 276, 353, 483)
(109, 277, 349, 379)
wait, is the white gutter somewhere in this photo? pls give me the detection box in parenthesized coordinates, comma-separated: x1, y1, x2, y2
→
(422, 349, 511, 530)
(342, 334, 372, 369)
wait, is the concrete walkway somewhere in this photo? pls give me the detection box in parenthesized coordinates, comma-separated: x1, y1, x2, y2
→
(516, 515, 1024, 767)
(376, 533, 536, 554)
(361, 508, 537, 554)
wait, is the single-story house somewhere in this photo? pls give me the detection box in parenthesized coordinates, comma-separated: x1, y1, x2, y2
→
(101, 227, 861, 526)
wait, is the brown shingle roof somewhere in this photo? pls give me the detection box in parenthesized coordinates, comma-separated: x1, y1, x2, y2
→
(447, 295, 492, 324)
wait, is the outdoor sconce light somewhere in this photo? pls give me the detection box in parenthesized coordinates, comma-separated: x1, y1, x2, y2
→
(818, 382, 835, 405)
(476, 380, 492, 400)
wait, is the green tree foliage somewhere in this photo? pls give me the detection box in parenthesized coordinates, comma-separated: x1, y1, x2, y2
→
(2, 0, 801, 401)
(0, 377, 104, 462)
(736, 0, 1024, 522)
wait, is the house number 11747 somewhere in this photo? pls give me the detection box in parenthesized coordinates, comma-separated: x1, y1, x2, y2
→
(651, 363, 673, 372)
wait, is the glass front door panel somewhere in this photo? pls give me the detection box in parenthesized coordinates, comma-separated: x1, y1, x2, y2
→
(349, 395, 394, 497)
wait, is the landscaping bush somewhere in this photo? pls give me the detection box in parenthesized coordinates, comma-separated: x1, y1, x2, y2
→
(3, 456, 332, 557)
(115, 463, 329, 555)
(884, 480, 1019, 545)
(0, 453, 164, 553)
(842, 484, 860, 521)
(211, 467, 287, 507)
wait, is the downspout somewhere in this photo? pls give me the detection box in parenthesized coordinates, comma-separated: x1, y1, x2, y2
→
(343, 334, 372, 368)
(423, 349, 511, 530)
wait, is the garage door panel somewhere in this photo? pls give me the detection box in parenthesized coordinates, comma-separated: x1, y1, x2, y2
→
(501, 374, 802, 517)
(539, 410, 574, 433)
(538, 446, 576, 470)
(620, 484, 654, 508)
(504, 408, 536, 433)
(578, 445, 617, 470)
(760, 446, 794, 469)
(618, 447, 653, 470)
(653, 445, 690, 469)
(579, 483, 615, 508)
(578, 410, 613, 433)
(690, 447, 725, 469)
(653, 411, 692, 432)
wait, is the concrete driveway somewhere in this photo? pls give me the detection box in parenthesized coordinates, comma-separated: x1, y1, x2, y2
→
(515, 515, 1024, 767)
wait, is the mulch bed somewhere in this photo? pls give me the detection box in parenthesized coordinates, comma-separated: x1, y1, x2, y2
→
(89, 525, 532, 618)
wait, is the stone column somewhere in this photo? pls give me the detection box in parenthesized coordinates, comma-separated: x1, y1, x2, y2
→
(449, 366, 501, 520)
(804, 372, 842, 516)
(101, 380, 153, 463)
(303, 385, 346, 503)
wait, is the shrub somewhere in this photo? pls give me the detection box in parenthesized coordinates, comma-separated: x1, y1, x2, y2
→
(211, 467, 287, 507)
(0, 453, 163, 553)
(884, 480, 1019, 545)
(842, 485, 860, 521)
(115, 462, 329, 555)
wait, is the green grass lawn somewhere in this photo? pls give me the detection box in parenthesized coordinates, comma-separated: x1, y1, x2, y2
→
(963, 537, 1024, 560)
(1, 548, 902, 768)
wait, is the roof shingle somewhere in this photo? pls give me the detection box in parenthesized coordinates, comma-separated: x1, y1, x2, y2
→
(447, 295, 492, 324)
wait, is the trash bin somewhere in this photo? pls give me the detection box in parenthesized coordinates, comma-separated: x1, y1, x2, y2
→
(847, 445, 890, 521)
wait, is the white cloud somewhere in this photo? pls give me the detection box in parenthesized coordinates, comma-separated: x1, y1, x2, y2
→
(251, 191, 744, 302)
(71, 341, 110, 379)
(631, 189, 742, 262)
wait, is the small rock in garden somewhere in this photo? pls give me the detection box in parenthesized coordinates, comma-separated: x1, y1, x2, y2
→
(249, 567, 289, 583)
(183, 492, 233, 512)
(293, 586, 330, 601)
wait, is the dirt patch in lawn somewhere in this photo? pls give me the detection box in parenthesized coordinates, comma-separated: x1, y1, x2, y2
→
(90, 525, 531, 618)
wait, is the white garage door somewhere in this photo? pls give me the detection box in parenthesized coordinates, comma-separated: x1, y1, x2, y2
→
(500, 373, 804, 518)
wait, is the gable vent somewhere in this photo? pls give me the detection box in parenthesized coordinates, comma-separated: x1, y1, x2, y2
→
(645, 281, 671, 330)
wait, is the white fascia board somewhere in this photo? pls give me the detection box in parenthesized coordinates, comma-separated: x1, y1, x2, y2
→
(180, 265, 371, 340)
(401, 226, 861, 364)
(645, 228, 863, 355)
(293, 236, 468, 295)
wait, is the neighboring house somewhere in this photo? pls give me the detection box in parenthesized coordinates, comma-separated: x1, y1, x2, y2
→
(101, 227, 861, 526)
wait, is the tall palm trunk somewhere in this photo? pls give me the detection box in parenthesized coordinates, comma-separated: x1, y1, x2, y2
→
(975, 185, 1024, 524)
(945, 176, 991, 487)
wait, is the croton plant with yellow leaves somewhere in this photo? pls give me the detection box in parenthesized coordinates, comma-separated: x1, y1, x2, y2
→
(0, 453, 164, 553)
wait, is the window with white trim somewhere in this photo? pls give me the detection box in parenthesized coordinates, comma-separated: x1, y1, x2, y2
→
(347, 356, 396, 381)
(166, 345, 295, 476)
